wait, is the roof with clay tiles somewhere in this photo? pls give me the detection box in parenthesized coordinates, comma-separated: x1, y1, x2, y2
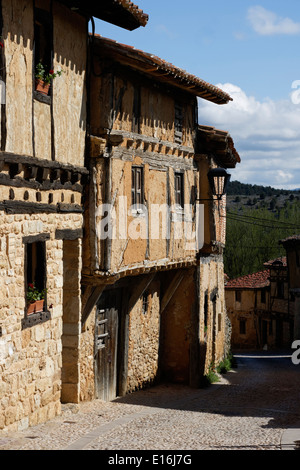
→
(197, 125, 240, 168)
(225, 270, 270, 290)
(263, 256, 287, 267)
(61, 0, 148, 30)
(112, 0, 149, 26)
(280, 234, 300, 246)
(91, 35, 232, 105)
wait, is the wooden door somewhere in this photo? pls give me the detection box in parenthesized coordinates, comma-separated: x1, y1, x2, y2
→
(95, 289, 121, 401)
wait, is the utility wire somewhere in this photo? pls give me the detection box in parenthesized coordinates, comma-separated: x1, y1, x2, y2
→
(227, 210, 300, 228)
(225, 213, 300, 230)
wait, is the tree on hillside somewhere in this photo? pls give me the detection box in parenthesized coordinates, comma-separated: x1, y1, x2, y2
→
(224, 199, 300, 279)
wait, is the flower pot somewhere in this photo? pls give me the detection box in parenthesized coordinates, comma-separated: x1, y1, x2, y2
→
(27, 299, 44, 315)
(35, 79, 50, 96)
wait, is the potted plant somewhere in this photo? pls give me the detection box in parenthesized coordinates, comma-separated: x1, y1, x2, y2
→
(35, 61, 63, 95)
(27, 282, 47, 315)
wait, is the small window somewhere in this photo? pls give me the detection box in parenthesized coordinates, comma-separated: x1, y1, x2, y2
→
(22, 234, 50, 328)
(261, 289, 266, 304)
(131, 166, 144, 206)
(240, 319, 246, 335)
(174, 102, 183, 144)
(174, 172, 184, 208)
(26, 241, 47, 313)
(235, 290, 242, 303)
(277, 281, 284, 299)
(34, 7, 53, 92)
(142, 291, 149, 315)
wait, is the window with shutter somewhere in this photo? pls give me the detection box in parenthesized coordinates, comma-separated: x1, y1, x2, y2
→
(174, 172, 184, 208)
(174, 102, 183, 144)
(131, 166, 144, 206)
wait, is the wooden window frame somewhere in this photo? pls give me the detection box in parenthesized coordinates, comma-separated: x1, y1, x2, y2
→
(277, 281, 285, 299)
(33, 7, 53, 98)
(174, 102, 183, 144)
(22, 234, 51, 329)
(174, 172, 184, 209)
(239, 319, 246, 335)
(131, 166, 144, 210)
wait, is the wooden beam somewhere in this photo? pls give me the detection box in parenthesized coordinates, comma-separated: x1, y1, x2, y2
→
(55, 229, 83, 240)
(160, 271, 185, 314)
(81, 285, 105, 326)
(128, 273, 156, 312)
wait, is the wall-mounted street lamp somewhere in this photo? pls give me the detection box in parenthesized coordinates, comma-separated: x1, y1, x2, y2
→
(207, 168, 231, 200)
(197, 168, 231, 201)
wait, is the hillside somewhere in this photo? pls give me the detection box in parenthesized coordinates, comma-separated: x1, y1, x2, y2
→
(226, 180, 300, 212)
(227, 180, 300, 197)
(224, 181, 300, 279)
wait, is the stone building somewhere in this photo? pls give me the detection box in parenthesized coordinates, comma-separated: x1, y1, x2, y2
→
(80, 35, 240, 401)
(264, 257, 294, 346)
(280, 235, 300, 340)
(0, 0, 148, 432)
(225, 270, 271, 349)
(226, 256, 294, 349)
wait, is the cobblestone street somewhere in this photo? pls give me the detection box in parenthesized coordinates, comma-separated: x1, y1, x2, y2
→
(1, 350, 300, 452)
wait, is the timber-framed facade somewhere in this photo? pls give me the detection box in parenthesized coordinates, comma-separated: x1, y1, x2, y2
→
(80, 35, 240, 401)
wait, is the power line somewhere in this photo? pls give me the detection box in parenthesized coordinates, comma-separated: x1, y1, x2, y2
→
(227, 210, 300, 227)
(225, 213, 300, 230)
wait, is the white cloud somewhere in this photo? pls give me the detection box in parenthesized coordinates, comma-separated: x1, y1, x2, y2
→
(198, 83, 300, 189)
(248, 6, 300, 36)
(155, 24, 177, 40)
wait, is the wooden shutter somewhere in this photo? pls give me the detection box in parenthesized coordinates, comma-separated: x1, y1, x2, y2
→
(175, 172, 184, 207)
(132, 166, 143, 205)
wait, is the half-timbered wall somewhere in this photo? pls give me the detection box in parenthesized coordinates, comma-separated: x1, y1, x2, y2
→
(85, 60, 200, 276)
(1, 0, 87, 166)
(0, 0, 87, 431)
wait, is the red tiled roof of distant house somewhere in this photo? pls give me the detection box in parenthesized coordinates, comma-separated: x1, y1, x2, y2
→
(225, 270, 270, 290)
(263, 256, 287, 267)
(280, 234, 300, 245)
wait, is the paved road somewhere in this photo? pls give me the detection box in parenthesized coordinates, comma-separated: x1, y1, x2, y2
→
(1, 350, 300, 452)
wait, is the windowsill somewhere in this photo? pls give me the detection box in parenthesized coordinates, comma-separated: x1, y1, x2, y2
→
(33, 90, 51, 105)
(172, 205, 184, 222)
(131, 208, 146, 217)
(21, 309, 51, 329)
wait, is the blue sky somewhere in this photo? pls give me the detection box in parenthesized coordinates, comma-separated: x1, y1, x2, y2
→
(92, 1, 300, 189)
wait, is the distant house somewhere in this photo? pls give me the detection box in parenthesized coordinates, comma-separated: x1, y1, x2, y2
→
(263, 257, 294, 346)
(226, 256, 295, 350)
(280, 235, 300, 340)
(225, 270, 271, 349)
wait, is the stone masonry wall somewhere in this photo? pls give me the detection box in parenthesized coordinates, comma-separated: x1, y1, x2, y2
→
(198, 255, 227, 374)
(80, 308, 96, 402)
(0, 211, 82, 432)
(126, 279, 161, 393)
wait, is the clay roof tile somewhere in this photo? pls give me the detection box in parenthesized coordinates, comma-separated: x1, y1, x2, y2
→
(91, 35, 232, 105)
(225, 270, 270, 289)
